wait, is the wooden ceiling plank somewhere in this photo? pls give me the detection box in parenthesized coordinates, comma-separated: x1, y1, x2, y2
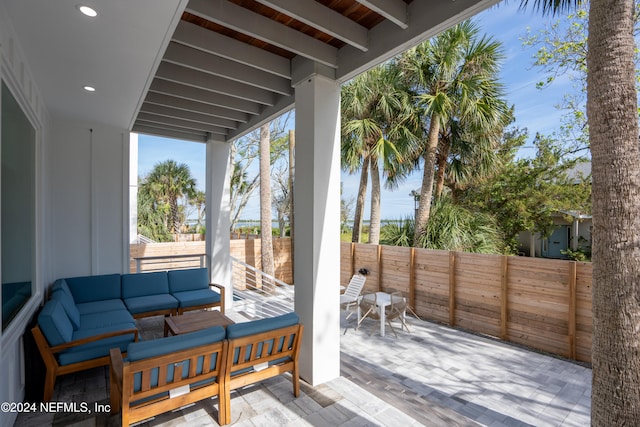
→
(356, 0, 408, 29)
(145, 92, 250, 123)
(149, 79, 263, 115)
(163, 42, 291, 95)
(155, 62, 276, 106)
(173, 21, 291, 78)
(255, 0, 369, 52)
(186, 0, 337, 68)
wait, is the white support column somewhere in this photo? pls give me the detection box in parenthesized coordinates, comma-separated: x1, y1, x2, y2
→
(293, 66, 341, 385)
(572, 219, 579, 250)
(206, 137, 233, 310)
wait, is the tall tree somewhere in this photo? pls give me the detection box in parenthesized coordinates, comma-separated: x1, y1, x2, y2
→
(341, 65, 421, 244)
(141, 160, 196, 235)
(259, 123, 275, 278)
(399, 21, 509, 246)
(522, 0, 640, 423)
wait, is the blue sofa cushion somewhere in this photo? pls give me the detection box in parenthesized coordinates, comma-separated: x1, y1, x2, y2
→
(76, 299, 127, 315)
(51, 284, 81, 330)
(79, 310, 135, 330)
(38, 300, 74, 346)
(64, 274, 122, 303)
(122, 272, 169, 298)
(57, 325, 137, 366)
(226, 312, 299, 339)
(127, 326, 226, 393)
(168, 268, 209, 293)
(172, 289, 221, 309)
(124, 294, 178, 315)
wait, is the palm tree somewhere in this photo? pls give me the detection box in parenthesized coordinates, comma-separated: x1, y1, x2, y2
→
(259, 123, 275, 278)
(399, 20, 508, 245)
(523, 0, 640, 423)
(341, 65, 421, 244)
(190, 190, 206, 234)
(141, 160, 196, 235)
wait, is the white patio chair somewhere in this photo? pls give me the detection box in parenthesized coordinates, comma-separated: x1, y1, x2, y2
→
(340, 274, 366, 319)
(385, 292, 411, 337)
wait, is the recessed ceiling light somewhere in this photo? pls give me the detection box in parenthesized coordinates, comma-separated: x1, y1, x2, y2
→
(83, 85, 96, 93)
(77, 5, 98, 17)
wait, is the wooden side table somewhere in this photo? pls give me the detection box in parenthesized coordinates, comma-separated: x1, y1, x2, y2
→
(164, 310, 234, 336)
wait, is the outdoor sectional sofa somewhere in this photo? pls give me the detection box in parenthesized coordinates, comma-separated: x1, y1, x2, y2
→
(31, 268, 225, 401)
(109, 312, 304, 426)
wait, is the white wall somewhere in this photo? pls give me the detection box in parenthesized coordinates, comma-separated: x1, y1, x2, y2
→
(47, 120, 129, 278)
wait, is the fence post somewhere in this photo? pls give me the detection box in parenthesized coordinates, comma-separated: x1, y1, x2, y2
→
(377, 245, 383, 292)
(449, 251, 456, 327)
(350, 243, 356, 276)
(409, 247, 416, 314)
(568, 261, 577, 360)
(500, 255, 509, 340)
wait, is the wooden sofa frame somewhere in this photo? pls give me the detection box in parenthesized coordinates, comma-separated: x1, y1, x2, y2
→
(109, 341, 228, 426)
(31, 325, 139, 401)
(109, 322, 303, 426)
(221, 323, 304, 425)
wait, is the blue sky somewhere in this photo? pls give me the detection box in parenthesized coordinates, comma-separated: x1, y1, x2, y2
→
(138, 1, 573, 221)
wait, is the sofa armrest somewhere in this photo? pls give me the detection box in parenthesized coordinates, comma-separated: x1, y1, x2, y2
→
(210, 283, 226, 314)
(49, 328, 139, 353)
(109, 347, 124, 413)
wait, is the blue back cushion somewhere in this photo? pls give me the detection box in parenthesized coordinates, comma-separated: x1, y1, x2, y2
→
(122, 272, 169, 298)
(168, 268, 209, 293)
(226, 312, 299, 339)
(127, 326, 226, 392)
(64, 274, 122, 303)
(51, 288, 81, 330)
(38, 300, 74, 346)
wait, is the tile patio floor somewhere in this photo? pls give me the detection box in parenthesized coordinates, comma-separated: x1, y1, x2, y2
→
(15, 309, 591, 427)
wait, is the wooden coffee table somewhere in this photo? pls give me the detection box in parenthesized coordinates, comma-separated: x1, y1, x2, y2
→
(164, 310, 235, 336)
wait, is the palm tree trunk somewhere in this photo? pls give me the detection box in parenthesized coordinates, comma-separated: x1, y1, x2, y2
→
(259, 123, 275, 278)
(351, 156, 370, 243)
(368, 158, 381, 244)
(434, 137, 451, 199)
(413, 115, 441, 245)
(588, 0, 640, 424)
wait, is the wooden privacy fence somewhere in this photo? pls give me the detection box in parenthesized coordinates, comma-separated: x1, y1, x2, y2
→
(341, 242, 592, 363)
(130, 240, 593, 363)
(129, 238, 292, 284)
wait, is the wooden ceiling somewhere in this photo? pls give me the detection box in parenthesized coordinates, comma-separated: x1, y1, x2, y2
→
(132, 0, 492, 143)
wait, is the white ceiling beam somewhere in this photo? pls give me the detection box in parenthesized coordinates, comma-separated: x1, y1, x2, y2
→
(172, 21, 291, 78)
(148, 79, 263, 115)
(338, 0, 500, 82)
(155, 62, 276, 106)
(163, 42, 291, 95)
(145, 92, 250, 123)
(137, 112, 229, 135)
(226, 93, 295, 141)
(133, 123, 209, 143)
(356, 0, 408, 29)
(140, 103, 239, 129)
(254, 0, 369, 52)
(186, 0, 337, 68)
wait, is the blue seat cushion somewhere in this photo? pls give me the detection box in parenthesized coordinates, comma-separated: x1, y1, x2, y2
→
(168, 268, 209, 293)
(122, 272, 169, 298)
(127, 326, 226, 393)
(51, 286, 81, 330)
(79, 310, 135, 330)
(38, 300, 74, 346)
(226, 312, 299, 339)
(76, 299, 127, 315)
(124, 294, 178, 315)
(57, 325, 137, 366)
(64, 274, 122, 303)
(172, 289, 221, 309)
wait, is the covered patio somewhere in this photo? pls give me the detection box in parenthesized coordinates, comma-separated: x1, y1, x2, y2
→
(0, 0, 574, 425)
(15, 310, 590, 426)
